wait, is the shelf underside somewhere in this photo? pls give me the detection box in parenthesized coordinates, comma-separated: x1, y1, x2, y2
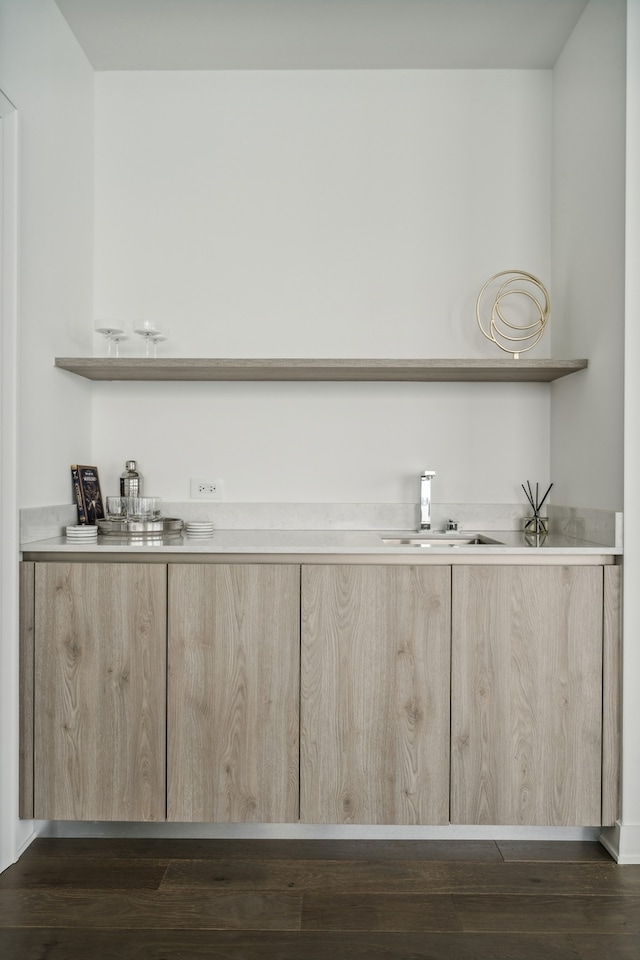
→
(55, 358, 588, 383)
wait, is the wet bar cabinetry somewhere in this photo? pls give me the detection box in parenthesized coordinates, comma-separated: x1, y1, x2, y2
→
(25, 562, 167, 821)
(300, 565, 451, 825)
(167, 564, 300, 823)
(19, 558, 621, 827)
(451, 566, 609, 826)
(21, 561, 299, 824)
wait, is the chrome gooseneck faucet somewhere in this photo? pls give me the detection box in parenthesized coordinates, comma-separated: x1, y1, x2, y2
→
(420, 470, 436, 531)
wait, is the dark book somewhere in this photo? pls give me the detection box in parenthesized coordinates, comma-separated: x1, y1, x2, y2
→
(71, 464, 105, 525)
(70, 465, 87, 524)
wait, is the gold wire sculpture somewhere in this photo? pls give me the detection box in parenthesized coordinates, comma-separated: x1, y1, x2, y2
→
(476, 270, 550, 359)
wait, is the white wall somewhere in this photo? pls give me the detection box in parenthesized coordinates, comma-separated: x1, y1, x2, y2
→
(0, 0, 94, 871)
(93, 69, 552, 504)
(0, 90, 21, 877)
(620, 0, 640, 861)
(0, 0, 95, 508)
(550, 0, 626, 511)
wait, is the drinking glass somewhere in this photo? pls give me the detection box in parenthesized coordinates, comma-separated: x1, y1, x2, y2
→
(106, 496, 127, 518)
(134, 321, 168, 357)
(148, 332, 168, 357)
(109, 333, 129, 357)
(126, 497, 162, 520)
(95, 322, 125, 357)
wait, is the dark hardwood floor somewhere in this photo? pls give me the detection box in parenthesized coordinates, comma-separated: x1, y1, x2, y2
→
(0, 838, 638, 959)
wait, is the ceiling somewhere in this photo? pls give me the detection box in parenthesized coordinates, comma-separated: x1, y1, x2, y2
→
(53, 0, 590, 71)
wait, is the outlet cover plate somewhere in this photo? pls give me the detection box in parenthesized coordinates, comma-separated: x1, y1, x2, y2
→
(190, 478, 224, 500)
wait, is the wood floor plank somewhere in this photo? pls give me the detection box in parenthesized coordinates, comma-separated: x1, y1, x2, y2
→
(454, 894, 640, 933)
(21, 837, 503, 862)
(0, 929, 586, 960)
(0, 857, 168, 890)
(572, 933, 640, 960)
(301, 893, 460, 931)
(2, 838, 637, 960)
(497, 841, 614, 862)
(160, 858, 640, 896)
(0, 889, 301, 930)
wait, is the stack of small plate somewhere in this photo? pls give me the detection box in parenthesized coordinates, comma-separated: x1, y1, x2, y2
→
(66, 524, 98, 543)
(185, 521, 215, 539)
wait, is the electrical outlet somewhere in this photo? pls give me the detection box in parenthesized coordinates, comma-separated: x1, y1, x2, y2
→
(190, 478, 224, 500)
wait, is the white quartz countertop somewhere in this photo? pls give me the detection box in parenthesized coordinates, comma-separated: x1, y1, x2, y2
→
(20, 527, 622, 558)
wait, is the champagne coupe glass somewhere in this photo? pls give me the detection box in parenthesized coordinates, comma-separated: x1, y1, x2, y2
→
(149, 328, 169, 358)
(95, 322, 125, 358)
(109, 332, 129, 357)
(134, 320, 164, 357)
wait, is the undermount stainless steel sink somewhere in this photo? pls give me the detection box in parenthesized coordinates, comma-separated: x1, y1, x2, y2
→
(380, 534, 504, 547)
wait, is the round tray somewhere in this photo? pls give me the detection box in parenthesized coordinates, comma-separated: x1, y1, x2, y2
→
(97, 517, 183, 538)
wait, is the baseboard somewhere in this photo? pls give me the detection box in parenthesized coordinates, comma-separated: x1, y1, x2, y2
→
(16, 827, 39, 858)
(0, 825, 39, 874)
(40, 822, 601, 842)
(601, 823, 640, 864)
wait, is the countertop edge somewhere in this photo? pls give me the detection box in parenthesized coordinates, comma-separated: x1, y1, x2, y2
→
(19, 527, 621, 560)
(20, 543, 620, 565)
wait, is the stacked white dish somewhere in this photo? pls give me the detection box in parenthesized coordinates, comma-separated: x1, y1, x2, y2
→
(66, 525, 98, 542)
(185, 521, 215, 539)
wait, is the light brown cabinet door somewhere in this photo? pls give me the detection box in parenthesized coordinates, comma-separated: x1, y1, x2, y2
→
(34, 562, 167, 821)
(451, 565, 603, 826)
(167, 564, 300, 822)
(301, 564, 451, 825)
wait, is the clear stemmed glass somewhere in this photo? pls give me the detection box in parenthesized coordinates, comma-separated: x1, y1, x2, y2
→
(148, 332, 168, 358)
(109, 333, 129, 357)
(95, 323, 125, 358)
(134, 321, 165, 357)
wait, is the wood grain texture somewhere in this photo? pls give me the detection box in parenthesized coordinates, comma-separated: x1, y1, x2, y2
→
(0, 839, 635, 960)
(451, 566, 603, 826)
(54, 357, 589, 382)
(167, 564, 300, 823)
(22, 837, 503, 862)
(497, 840, 613, 862)
(301, 564, 450, 825)
(0, 857, 168, 890)
(33, 563, 167, 821)
(572, 934, 640, 960)
(19, 562, 35, 819)
(602, 565, 622, 826)
(0, 929, 592, 960)
(453, 893, 640, 934)
(160, 859, 634, 896)
(301, 893, 460, 932)
(0, 889, 301, 930)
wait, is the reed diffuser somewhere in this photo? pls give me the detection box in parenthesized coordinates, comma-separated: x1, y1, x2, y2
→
(522, 481, 553, 538)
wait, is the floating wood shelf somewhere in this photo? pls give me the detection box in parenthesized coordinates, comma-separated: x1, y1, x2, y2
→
(55, 357, 588, 383)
